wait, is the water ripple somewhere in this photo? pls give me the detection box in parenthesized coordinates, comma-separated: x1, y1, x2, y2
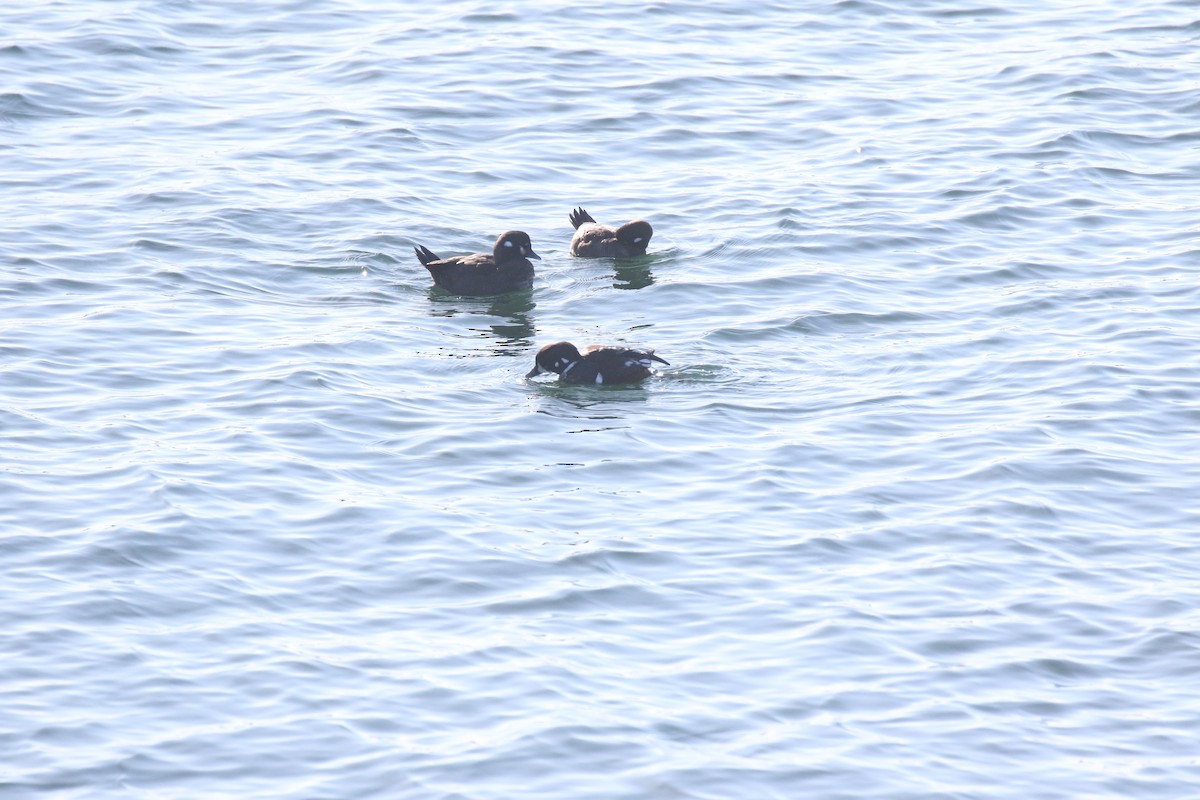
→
(3, 0, 1200, 798)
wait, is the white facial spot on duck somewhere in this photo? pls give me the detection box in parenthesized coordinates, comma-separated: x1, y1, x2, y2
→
(633, 237, 643, 244)
(595, 373, 603, 385)
(504, 240, 514, 247)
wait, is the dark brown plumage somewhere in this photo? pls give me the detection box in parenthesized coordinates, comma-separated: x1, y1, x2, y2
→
(413, 230, 539, 296)
(526, 341, 669, 385)
(568, 208, 653, 258)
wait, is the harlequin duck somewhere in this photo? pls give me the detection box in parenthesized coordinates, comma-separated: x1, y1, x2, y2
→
(525, 341, 669, 385)
(568, 208, 653, 258)
(413, 231, 540, 296)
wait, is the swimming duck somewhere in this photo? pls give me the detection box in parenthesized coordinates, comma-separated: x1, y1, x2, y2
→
(568, 208, 652, 258)
(413, 230, 539, 296)
(526, 341, 669, 385)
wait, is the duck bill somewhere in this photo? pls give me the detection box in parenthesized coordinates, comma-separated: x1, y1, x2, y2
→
(526, 248, 541, 260)
(525, 365, 544, 378)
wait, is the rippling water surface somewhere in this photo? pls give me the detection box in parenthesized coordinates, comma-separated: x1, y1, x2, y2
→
(3, 1, 1200, 797)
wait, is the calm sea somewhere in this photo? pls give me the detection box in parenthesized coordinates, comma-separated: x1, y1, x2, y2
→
(3, 0, 1199, 797)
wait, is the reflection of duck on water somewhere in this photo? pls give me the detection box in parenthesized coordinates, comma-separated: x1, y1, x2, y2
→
(613, 258, 656, 290)
(483, 293, 536, 351)
(427, 291, 537, 356)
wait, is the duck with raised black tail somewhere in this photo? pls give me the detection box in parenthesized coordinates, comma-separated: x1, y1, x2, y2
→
(568, 208, 653, 258)
(413, 230, 539, 296)
(526, 342, 669, 385)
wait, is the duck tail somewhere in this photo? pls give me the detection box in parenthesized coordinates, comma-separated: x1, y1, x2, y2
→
(569, 207, 596, 229)
(413, 244, 439, 267)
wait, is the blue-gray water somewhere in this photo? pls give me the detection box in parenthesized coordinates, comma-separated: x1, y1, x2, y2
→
(3, 1, 1200, 797)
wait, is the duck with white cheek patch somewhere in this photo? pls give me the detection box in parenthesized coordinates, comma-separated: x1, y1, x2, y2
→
(568, 208, 653, 258)
(526, 342, 669, 385)
(412, 230, 540, 296)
